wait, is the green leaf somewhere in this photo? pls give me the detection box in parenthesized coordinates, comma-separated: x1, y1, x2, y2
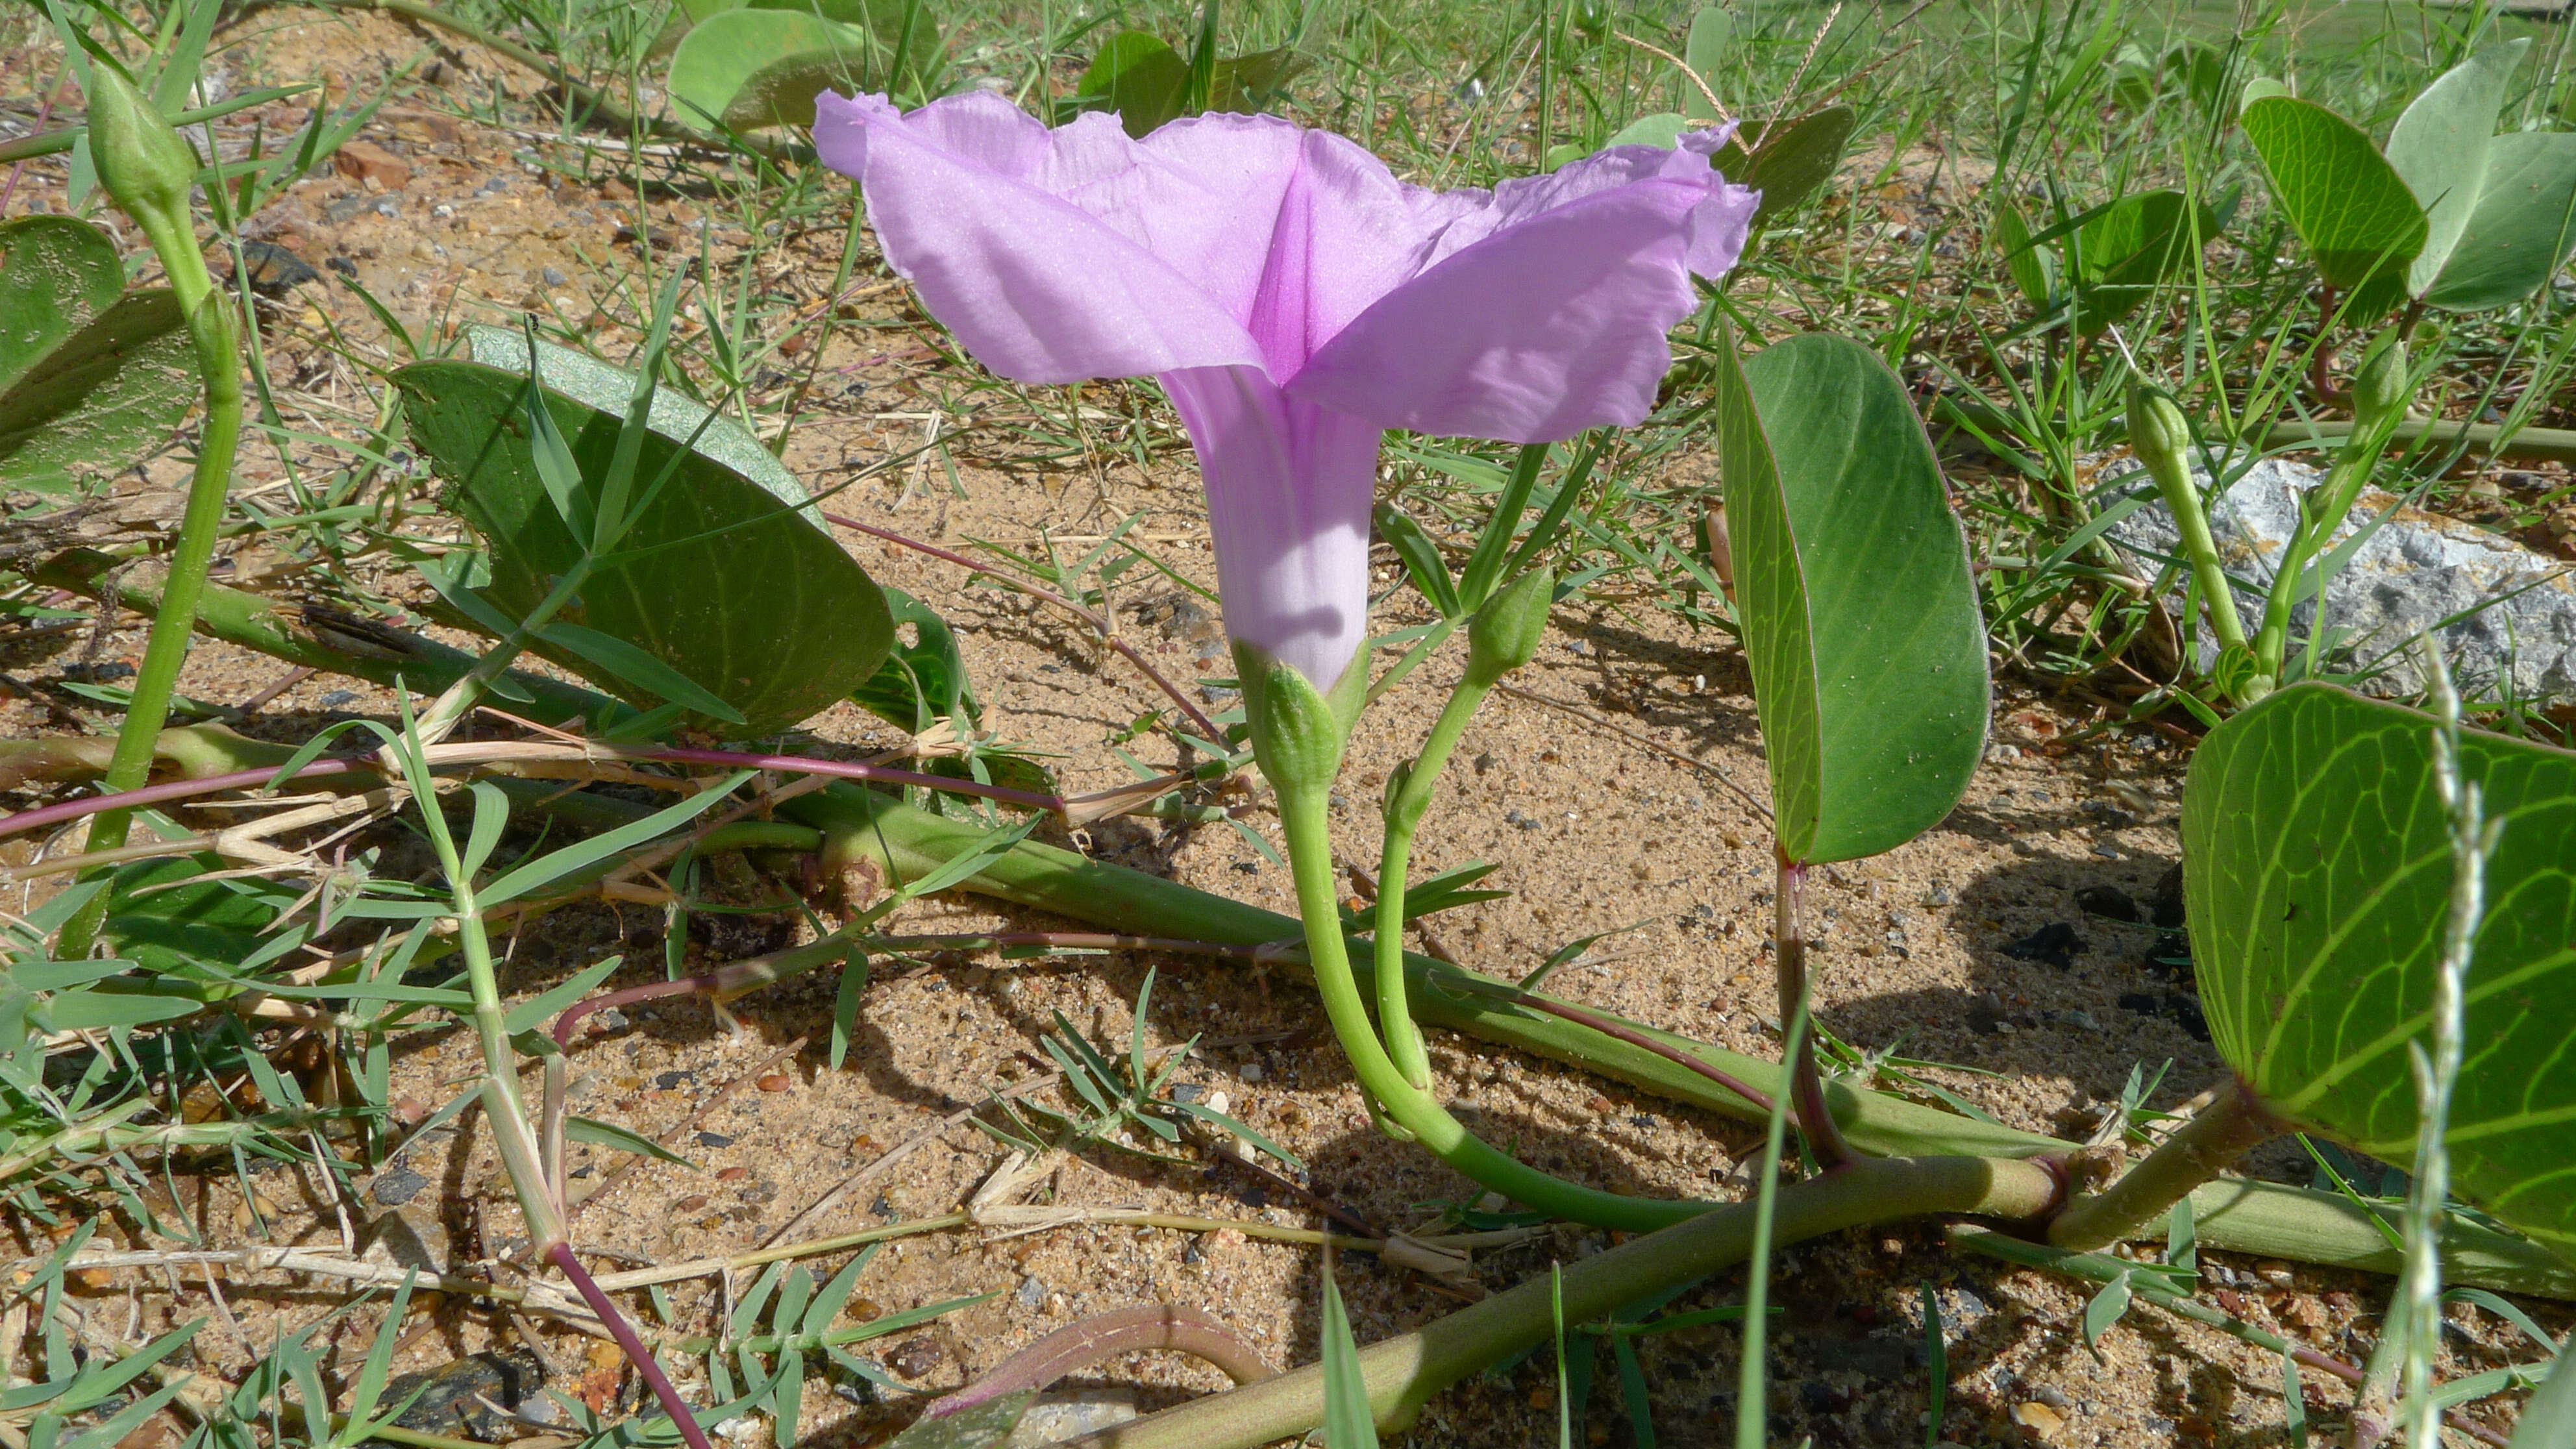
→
(1070, 31, 1189, 136)
(2063, 189, 2211, 336)
(538, 621, 747, 725)
(2239, 95, 2425, 317)
(478, 773, 752, 906)
(1210, 45, 1312, 114)
(667, 1, 941, 130)
(850, 586, 980, 733)
(2509, 1349, 2576, 1449)
(1713, 106, 1857, 226)
(1372, 501, 1463, 620)
(2386, 39, 2525, 297)
(1714, 330, 1988, 864)
(397, 332, 893, 737)
(2183, 684, 2576, 1257)
(1683, 6, 1730, 121)
(2081, 1269, 2132, 1355)
(1992, 202, 2056, 308)
(0, 217, 195, 495)
(1320, 1270, 1380, 1449)
(2421, 130, 2576, 312)
(1600, 112, 1689, 151)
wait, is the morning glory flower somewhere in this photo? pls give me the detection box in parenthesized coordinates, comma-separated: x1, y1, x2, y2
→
(817, 92, 1757, 691)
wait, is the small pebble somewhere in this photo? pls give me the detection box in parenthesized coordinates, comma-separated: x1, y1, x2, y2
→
(2009, 1400, 2066, 1439)
(756, 1073, 792, 1092)
(1238, 1062, 1264, 1083)
(1017, 1276, 1048, 1308)
(695, 1132, 734, 1148)
(371, 1167, 427, 1206)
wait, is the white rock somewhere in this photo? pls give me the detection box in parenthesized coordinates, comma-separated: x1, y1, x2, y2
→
(2104, 456, 2576, 701)
(1007, 1389, 1141, 1446)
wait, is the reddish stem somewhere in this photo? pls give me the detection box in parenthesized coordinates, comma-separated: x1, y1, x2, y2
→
(1776, 854, 1853, 1169)
(824, 511, 1226, 743)
(545, 1241, 715, 1449)
(928, 1304, 1276, 1418)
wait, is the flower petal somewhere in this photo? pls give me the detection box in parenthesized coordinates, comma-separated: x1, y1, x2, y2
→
(1160, 365, 1381, 691)
(1285, 167, 1757, 441)
(814, 91, 1263, 382)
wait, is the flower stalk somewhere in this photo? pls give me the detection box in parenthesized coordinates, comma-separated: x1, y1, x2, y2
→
(1371, 569, 1555, 1087)
(55, 65, 243, 959)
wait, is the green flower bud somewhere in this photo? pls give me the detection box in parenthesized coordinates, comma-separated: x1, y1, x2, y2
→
(2352, 330, 2410, 435)
(1465, 566, 1554, 686)
(2125, 381, 2193, 483)
(1243, 653, 1346, 800)
(85, 64, 198, 234)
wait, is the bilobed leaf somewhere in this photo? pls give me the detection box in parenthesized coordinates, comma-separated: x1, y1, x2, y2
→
(0, 217, 195, 495)
(2183, 684, 2576, 1257)
(1714, 330, 1988, 864)
(1070, 31, 1189, 136)
(2422, 130, 2576, 312)
(2064, 189, 2210, 335)
(2240, 95, 2425, 317)
(667, 4, 939, 131)
(1715, 105, 1857, 225)
(2386, 39, 2525, 297)
(1210, 45, 1312, 113)
(396, 332, 892, 737)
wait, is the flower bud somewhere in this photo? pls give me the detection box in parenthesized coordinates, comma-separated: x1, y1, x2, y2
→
(2125, 381, 2192, 483)
(1244, 654, 1346, 800)
(1466, 566, 1554, 687)
(2351, 330, 2409, 435)
(85, 64, 198, 236)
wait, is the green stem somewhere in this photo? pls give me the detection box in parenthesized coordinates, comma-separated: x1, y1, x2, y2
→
(1278, 782, 1707, 1232)
(2135, 445, 2248, 655)
(1072, 1154, 2062, 1449)
(2250, 419, 2406, 686)
(55, 267, 242, 960)
(1374, 677, 1492, 1089)
(1735, 912, 1813, 1449)
(2046, 1078, 2279, 1251)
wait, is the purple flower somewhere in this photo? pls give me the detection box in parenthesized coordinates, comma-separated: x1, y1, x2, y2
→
(817, 92, 1756, 690)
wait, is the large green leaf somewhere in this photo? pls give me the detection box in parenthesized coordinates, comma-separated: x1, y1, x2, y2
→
(1683, 6, 1731, 122)
(1061, 31, 1309, 138)
(2184, 684, 2576, 1257)
(1067, 31, 1191, 135)
(2386, 39, 2525, 298)
(2063, 188, 2210, 336)
(395, 334, 892, 737)
(666, 3, 939, 132)
(2421, 130, 2576, 311)
(0, 217, 195, 495)
(1715, 330, 1988, 864)
(2240, 94, 2426, 317)
(1714, 105, 1857, 226)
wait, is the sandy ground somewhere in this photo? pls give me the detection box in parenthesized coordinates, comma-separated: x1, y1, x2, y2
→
(4, 8, 2570, 1448)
